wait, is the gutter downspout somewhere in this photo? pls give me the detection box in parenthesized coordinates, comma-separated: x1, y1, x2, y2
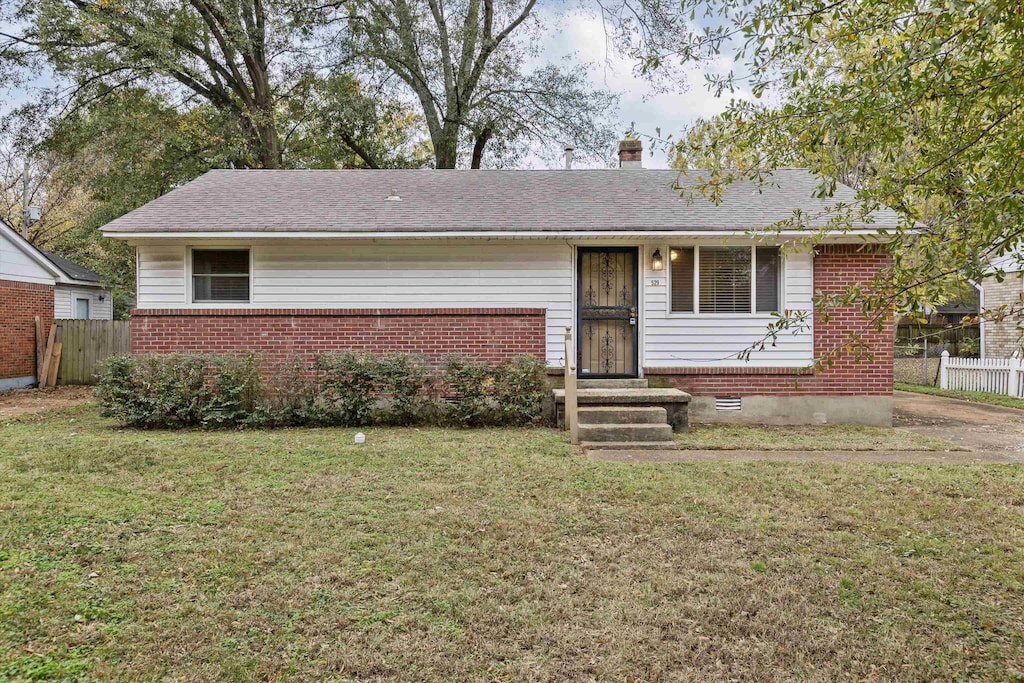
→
(969, 278, 984, 359)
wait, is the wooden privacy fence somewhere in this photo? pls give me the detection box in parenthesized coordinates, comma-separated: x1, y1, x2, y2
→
(53, 319, 131, 385)
(939, 351, 1024, 397)
(896, 322, 980, 355)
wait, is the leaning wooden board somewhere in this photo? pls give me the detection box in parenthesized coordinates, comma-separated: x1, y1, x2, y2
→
(39, 324, 57, 388)
(46, 342, 62, 388)
(35, 316, 45, 380)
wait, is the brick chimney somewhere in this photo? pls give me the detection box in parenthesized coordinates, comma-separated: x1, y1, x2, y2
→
(617, 139, 643, 169)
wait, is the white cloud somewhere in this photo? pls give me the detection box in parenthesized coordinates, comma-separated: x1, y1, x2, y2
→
(530, 9, 750, 169)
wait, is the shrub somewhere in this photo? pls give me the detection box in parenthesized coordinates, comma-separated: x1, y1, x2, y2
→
(442, 355, 495, 427)
(96, 351, 549, 429)
(493, 354, 547, 425)
(95, 354, 211, 428)
(375, 352, 433, 424)
(254, 356, 317, 427)
(311, 352, 380, 426)
(202, 355, 263, 428)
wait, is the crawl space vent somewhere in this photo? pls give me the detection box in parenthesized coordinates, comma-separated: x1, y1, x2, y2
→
(715, 396, 742, 412)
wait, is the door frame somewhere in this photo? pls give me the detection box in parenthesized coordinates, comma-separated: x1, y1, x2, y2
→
(575, 246, 640, 378)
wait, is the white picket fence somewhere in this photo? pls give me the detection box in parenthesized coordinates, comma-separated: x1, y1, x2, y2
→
(939, 351, 1024, 397)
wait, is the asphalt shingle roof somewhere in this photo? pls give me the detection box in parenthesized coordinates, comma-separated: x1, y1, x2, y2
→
(101, 168, 902, 235)
(40, 249, 103, 283)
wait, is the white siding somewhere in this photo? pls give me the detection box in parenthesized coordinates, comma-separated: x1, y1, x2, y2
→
(641, 243, 814, 368)
(0, 229, 55, 285)
(54, 285, 113, 319)
(136, 240, 574, 365)
(137, 243, 187, 307)
(134, 238, 814, 369)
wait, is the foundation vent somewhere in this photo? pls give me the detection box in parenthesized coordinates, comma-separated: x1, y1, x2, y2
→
(715, 396, 742, 411)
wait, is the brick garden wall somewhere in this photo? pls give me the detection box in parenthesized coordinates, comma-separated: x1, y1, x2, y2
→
(131, 307, 547, 365)
(0, 279, 54, 382)
(646, 244, 894, 396)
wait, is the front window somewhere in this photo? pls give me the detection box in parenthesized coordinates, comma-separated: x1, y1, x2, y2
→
(670, 245, 781, 314)
(698, 246, 752, 313)
(192, 249, 250, 303)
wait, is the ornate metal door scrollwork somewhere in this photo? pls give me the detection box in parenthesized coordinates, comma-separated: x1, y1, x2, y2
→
(577, 248, 638, 377)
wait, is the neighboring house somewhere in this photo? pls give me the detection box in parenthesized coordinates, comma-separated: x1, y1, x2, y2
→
(0, 219, 112, 390)
(101, 142, 898, 425)
(978, 255, 1024, 358)
(934, 299, 979, 327)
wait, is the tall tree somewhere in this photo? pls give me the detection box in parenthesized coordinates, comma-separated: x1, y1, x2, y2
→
(319, 0, 619, 168)
(650, 0, 1024, 344)
(7, 0, 301, 168)
(1, 0, 424, 169)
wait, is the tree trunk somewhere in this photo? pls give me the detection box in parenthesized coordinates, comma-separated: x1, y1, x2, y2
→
(433, 124, 460, 168)
(470, 127, 493, 169)
(257, 120, 282, 169)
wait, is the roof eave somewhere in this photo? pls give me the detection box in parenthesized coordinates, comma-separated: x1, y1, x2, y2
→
(0, 220, 64, 281)
(103, 227, 899, 241)
(56, 278, 107, 288)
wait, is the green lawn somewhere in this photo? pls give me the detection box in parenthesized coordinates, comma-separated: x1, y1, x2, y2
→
(3, 406, 1024, 681)
(675, 423, 959, 451)
(896, 381, 1024, 410)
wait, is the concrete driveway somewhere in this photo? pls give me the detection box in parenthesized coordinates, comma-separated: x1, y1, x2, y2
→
(895, 390, 1024, 455)
(590, 391, 1024, 464)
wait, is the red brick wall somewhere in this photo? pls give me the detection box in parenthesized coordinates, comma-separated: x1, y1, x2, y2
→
(131, 307, 547, 365)
(0, 279, 54, 382)
(646, 244, 894, 396)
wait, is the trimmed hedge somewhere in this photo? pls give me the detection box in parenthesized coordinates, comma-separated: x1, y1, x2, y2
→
(95, 352, 548, 429)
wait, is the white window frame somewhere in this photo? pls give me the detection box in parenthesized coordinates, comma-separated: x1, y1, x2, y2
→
(75, 297, 90, 319)
(667, 244, 785, 317)
(188, 246, 252, 305)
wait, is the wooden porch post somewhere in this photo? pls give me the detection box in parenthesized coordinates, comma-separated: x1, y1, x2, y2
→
(34, 316, 45, 384)
(564, 326, 579, 445)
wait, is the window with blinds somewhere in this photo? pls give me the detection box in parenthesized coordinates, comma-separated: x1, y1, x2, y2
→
(669, 245, 782, 314)
(755, 246, 781, 313)
(699, 246, 751, 313)
(669, 247, 694, 312)
(192, 249, 250, 302)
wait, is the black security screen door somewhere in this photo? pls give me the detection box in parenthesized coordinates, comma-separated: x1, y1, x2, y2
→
(577, 247, 639, 377)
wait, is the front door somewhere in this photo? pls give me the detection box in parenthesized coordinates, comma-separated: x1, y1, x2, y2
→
(577, 247, 639, 377)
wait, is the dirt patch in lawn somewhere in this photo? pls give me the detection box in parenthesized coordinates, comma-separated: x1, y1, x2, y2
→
(589, 448, 1024, 464)
(675, 422, 959, 452)
(0, 386, 94, 420)
(894, 390, 1024, 454)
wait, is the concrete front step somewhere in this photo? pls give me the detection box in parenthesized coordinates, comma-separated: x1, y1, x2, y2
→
(578, 405, 667, 425)
(577, 378, 649, 389)
(577, 422, 674, 443)
(582, 441, 680, 451)
(553, 388, 690, 404)
(553, 387, 691, 432)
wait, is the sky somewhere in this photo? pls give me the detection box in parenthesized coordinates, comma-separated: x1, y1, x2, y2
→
(533, 9, 748, 170)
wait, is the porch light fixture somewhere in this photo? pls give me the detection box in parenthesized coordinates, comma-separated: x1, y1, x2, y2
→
(651, 248, 664, 271)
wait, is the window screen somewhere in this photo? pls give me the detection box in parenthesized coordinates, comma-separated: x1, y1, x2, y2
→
(698, 247, 751, 313)
(755, 247, 781, 313)
(192, 249, 250, 302)
(669, 247, 694, 313)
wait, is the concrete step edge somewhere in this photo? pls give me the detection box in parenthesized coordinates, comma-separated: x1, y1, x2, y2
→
(581, 441, 681, 451)
(578, 406, 668, 424)
(577, 423, 675, 443)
